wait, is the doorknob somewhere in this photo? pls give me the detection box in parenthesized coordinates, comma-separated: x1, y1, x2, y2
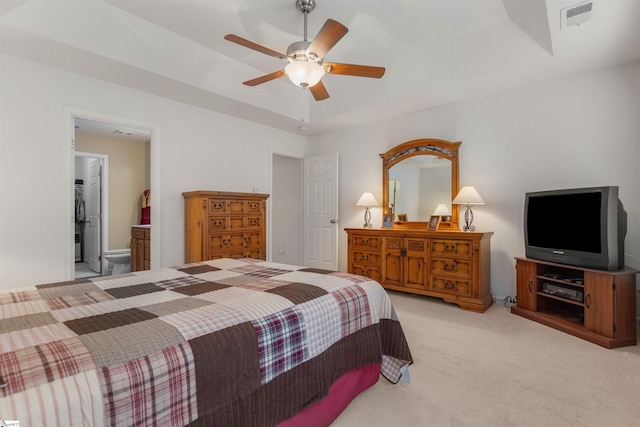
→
(330, 219, 338, 224)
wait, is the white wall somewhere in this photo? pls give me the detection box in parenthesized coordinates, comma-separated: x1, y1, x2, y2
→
(0, 53, 307, 289)
(307, 61, 640, 301)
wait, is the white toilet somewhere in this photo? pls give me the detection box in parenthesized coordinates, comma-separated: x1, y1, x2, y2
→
(103, 249, 131, 275)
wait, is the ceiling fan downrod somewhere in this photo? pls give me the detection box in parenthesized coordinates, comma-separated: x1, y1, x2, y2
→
(297, 0, 316, 41)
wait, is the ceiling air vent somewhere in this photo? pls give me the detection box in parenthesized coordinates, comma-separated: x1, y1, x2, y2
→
(561, 1, 593, 29)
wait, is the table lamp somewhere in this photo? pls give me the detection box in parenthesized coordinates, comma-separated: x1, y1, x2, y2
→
(356, 192, 379, 228)
(452, 186, 485, 231)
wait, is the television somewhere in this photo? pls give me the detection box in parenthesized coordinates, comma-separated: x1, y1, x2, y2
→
(524, 186, 627, 271)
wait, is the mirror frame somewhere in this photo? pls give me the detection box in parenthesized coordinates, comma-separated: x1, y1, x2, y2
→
(380, 138, 461, 227)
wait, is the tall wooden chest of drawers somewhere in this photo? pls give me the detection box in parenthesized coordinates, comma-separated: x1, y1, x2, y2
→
(183, 191, 269, 263)
(346, 228, 493, 312)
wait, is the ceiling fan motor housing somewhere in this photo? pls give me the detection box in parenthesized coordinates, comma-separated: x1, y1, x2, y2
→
(287, 40, 315, 61)
(296, 0, 316, 14)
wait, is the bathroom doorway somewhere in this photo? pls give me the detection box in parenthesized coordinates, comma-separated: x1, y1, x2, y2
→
(73, 117, 151, 279)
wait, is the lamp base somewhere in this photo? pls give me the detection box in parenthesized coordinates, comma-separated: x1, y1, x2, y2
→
(363, 207, 372, 229)
(462, 205, 476, 232)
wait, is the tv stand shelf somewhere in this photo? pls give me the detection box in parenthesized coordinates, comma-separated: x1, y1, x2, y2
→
(512, 257, 637, 348)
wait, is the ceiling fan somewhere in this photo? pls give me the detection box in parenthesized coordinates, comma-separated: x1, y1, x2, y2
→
(224, 0, 385, 101)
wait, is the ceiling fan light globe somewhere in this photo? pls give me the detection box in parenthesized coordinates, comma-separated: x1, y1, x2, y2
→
(285, 61, 325, 88)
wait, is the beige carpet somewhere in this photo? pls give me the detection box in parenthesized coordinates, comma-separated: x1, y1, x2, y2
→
(332, 291, 640, 427)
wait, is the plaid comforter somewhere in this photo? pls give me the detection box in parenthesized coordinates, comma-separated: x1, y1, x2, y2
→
(0, 258, 412, 426)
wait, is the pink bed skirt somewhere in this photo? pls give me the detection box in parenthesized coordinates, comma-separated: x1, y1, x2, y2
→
(277, 363, 381, 427)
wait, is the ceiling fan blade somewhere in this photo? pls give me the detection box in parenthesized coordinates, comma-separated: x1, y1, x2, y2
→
(243, 70, 286, 86)
(224, 34, 288, 60)
(323, 62, 386, 78)
(306, 19, 348, 60)
(309, 81, 329, 101)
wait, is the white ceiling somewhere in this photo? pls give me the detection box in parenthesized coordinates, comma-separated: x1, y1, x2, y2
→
(2, 0, 639, 136)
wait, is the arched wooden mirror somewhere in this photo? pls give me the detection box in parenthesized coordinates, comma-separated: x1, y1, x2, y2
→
(381, 138, 460, 228)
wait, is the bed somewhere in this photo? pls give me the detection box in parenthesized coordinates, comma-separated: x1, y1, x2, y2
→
(0, 258, 412, 426)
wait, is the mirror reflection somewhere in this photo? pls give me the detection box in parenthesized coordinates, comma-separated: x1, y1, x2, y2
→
(389, 157, 451, 221)
(381, 138, 460, 227)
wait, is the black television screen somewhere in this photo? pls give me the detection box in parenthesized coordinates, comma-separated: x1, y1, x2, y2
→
(524, 186, 626, 271)
(527, 192, 601, 253)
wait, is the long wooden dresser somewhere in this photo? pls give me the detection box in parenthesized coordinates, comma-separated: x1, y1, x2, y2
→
(183, 191, 269, 263)
(345, 227, 493, 312)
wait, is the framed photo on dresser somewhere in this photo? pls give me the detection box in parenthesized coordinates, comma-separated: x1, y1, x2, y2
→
(428, 215, 441, 230)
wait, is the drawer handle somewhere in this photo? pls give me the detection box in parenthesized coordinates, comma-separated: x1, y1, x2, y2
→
(528, 279, 533, 293)
(243, 236, 252, 245)
(445, 261, 456, 272)
(213, 220, 223, 228)
(585, 292, 591, 309)
(248, 219, 259, 226)
(221, 237, 232, 247)
(212, 203, 224, 210)
(361, 254, 370, 261)
(444, 280, 455, 290)
(248, 203, 259, 210)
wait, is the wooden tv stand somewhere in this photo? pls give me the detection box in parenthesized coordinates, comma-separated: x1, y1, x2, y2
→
(512, 257, 637, 348)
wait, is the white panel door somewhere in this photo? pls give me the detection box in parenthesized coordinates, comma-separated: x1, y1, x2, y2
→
(86, 158, 102, 273)
(303, 153, 338, 270)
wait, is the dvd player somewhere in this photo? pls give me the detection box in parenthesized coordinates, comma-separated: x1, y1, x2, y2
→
(541, 282, 584, 303)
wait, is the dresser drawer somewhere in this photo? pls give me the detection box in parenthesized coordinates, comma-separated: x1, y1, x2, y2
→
(208, 231, 263, 252)
(351, 250, 380, 266)
(209, 216, 262, 232)
(208, 248, 262, 260)
(208, 199, 246, 215)
(430, 239, 472, 258)
(430, 257, 472, 277)
(351, 235, 381, 251)
(429, 275, 472, 297)
(245, 216, 263, 230)
(208, 216, 248, 232)
(352, 264, 380, 281)
(247, 201, 262, 213)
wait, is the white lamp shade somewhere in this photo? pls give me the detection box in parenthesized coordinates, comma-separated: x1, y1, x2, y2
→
(356, 192, 379, 207)
(432, 203, 452, 216)
(285, 61, 325, 88)
(452, 186, 485, 205)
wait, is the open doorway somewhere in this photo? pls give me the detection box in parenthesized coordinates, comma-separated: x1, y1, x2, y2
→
(73, 117, 151, 279)
(271, 153, 303, 265)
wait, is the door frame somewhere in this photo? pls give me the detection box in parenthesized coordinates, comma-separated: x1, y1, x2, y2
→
(74, 152, 109, 275)
(63, 106, 162, 280)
